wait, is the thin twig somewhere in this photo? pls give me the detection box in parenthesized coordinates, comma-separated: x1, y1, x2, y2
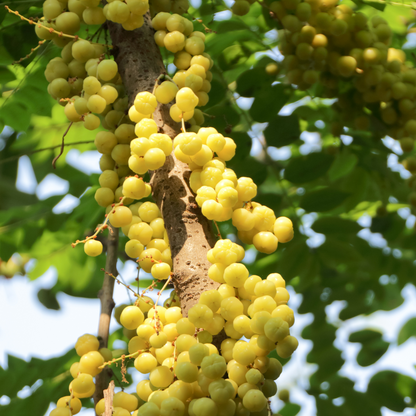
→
(100, 349, 147, 369)
(5, 6, 112, 46)
(72, 197, 127, 248)
(102, 269, 140, 298)
(115, 270, 133, 303)
(213, 220, 222, 239)
(94, 225, 119, 407)
(0, 140, 95, 165)
(52, 122, 73, 169)
(13, 40, 48, 65)
(155, 275, 172, 307)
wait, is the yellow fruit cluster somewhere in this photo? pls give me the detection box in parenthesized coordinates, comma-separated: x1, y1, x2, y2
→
(103, 0, 148, 30)
(176, 132, 294, 253)
(45, 5, 298, 415)
(127, 12, 293, 254)
(152, 12, 213, 114)
(268, 0, 416, 156)
(38, 0, 147, 36)
(41, 36, 130, 134)
(41, 35, 149, 254)
(53, 250, 296, 416)
(85, 199, 174, 282)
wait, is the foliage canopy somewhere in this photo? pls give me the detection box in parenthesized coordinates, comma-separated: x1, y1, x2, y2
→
(1, 0, 416, 415)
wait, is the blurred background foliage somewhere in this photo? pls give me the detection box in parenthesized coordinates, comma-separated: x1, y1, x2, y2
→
(1, 0, 416, 414)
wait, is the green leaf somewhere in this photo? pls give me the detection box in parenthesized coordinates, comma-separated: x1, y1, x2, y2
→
(299, 188, 350, 212)
(367, 371, 414, 412)
(216, 20, 248, 33)
(383, 4, 414, 34)
(357, 338, 389, 367)
(218, 45, 248, 71)
(37, 288, 60, 310)
(341, 167, 371, 212)
(339, 300, 371, 321)
(0, 66, 16, 84)
(284, 153, 334, 184)
(0, 6, 7, 24)
(198, 2, 227, 16)
(370, 214, 406, 241)
(229, 132, 251, 161)
(278, 403, 301, 416)
(206, 27, 258, 61)
(0, 350, 76, 398)
(264, 114, 300, 147)
(236, 67, 273, 97)
(366, 1, 386, 11)
(277, 239, 311, 280)
(398, 317, 416, 345)
(2, 24, 38, 63)
(318, 237, 361, 266)
(351, 0, 386, 11)
(348, 330, 389, 366)
(204, 78, 226, 109)
(255, 192, 283, 212)
(0, 101, 31, 131)
(205, 103, 240, 132)
(0, 177, 38, 210)
(302, 321, 336, 350)
(0, 68, 52, 132)
(349, 329, 382, 344)
(232, 156, 268, 186)
(307, 344, 344, 381)
(249, 84, 290, 123)
(325, 375, 355, 398)
(0, 43, 13, 66)
(0, 378, 70, 416)
(312, 217, 362, 235)
(328, 150, 358, 181)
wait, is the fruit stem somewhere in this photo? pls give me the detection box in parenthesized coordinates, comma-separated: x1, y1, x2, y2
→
(4, 6, 112, 45)
(72, 197, 126, 248)
(99, 349, 148, 369)
(155, 274, 172, 308)
(213, 220, 222, 239)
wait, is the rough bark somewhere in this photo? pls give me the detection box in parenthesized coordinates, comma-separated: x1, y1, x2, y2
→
(103, 380, 115, 416)
(94, 225, 119, 409)
(108, 15, 219, 317)
(151, 155, 219, 317)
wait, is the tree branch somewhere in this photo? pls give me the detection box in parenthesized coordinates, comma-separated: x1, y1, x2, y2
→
(94, 225, 119, 409)
(108, 15, 219, 317)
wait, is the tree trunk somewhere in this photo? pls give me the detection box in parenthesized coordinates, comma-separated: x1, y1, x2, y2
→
(107, 15, 219, 317)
